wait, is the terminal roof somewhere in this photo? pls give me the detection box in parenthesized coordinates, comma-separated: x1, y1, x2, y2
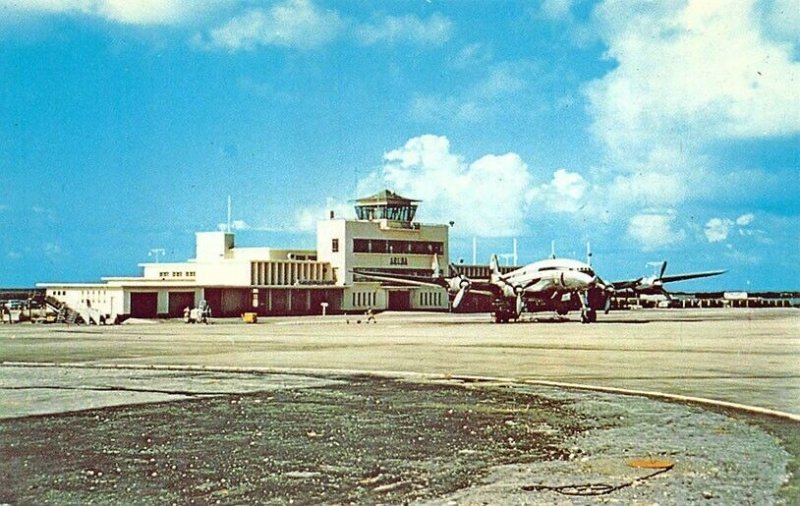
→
(353, 189, 420, 222)
(353, 189, 420, 205)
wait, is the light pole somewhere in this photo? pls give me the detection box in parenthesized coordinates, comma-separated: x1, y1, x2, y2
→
(148, 248, 166, 263)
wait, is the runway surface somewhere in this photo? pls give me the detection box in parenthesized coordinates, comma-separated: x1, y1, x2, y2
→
(1, 307, 798, 418)
(1, 308, 798, 504)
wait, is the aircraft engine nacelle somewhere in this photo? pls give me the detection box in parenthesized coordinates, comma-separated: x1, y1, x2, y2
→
(448, 276, 470, 293)
(498, 284, 517, 299)
(638, 276, 657, 290)
(559, 271, 595, 290)
(448, 275, 471, 309)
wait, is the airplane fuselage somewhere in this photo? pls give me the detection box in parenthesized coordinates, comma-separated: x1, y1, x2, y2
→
(501, 258, 599, 297)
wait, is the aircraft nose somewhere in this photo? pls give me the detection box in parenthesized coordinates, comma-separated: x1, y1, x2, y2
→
(562, 270, 595, 288)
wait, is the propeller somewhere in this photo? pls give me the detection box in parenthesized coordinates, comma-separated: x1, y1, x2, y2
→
(515, 292, 524, 316)
(448, 263, 471, 309)
(453, 286, 468, 309)
(594, 276, 615, 314)
(650, 261, 669, 297)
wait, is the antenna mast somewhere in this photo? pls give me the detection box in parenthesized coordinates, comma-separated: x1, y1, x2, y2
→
(472, 237, 477, 265)
(512, 238, 518, 266)
(226, 195, 232, 233)
(148, 248, 165, 263)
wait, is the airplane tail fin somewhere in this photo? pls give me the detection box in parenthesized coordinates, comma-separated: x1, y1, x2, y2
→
(490, 254, 501, 282)
(432, 253, 441, 278)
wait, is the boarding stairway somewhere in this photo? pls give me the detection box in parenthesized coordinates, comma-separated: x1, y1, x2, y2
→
(46, 296, 111, 325)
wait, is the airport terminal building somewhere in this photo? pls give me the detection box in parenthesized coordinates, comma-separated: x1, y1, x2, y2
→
(38, 190, 450, 320)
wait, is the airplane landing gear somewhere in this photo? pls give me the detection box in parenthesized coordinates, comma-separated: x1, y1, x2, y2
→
(578, 291, 596, 324)
(494, 311, 513, 323)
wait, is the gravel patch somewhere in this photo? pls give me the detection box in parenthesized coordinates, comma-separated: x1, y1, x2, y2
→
(421, 384, 793, 505)
(0, 372, 794, 505)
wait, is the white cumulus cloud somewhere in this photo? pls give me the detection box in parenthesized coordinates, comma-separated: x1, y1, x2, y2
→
(704, 217, 733, 243)
(736, 213, 755, 226)
(356, 13, 452, 46)
(0, 0, 205, 25)
(705, 213, 757, 242)
(606, 170, 689, 208)
(410, 64, 528, 124)
(527, 169, 588, 213)
(217, 220, 251, 232)
(358, 135, 533, 237)
(627, 210, 686, 251)
(540, 0, 574, 21)
(203, 0, 342, 51)
(586, 0, 800, 168)
(582, 0, 798, 251)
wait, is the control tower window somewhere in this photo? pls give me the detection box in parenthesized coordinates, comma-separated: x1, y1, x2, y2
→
(353, 190, 420, 223)
(357, 205, 412, 220)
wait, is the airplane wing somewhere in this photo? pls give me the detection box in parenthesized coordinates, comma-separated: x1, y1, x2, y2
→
(351, 268, 499, 298)
(351, 269, 446, 288)
(461, 286, 499, 298)
(611, 278, 643, 290)
(610, 267, 726, 292)
(660, 270, 727, 284)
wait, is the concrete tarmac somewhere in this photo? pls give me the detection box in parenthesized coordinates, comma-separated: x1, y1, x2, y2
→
(0, 307, 798, 418)
(1, 308, 798, 504)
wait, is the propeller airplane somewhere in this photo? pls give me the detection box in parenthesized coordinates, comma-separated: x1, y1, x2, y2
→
(611, 261, 727, 299)
(352, 246, 725, 324)
(353, 244, 617, 324)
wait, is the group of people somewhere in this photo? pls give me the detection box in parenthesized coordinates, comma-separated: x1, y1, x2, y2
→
(183, 300, 212, 324)
(1, 304, 14, 324)
(344, 308, 377, 324)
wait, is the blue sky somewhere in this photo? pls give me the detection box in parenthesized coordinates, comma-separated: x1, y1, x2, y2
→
(0, 0, 798, 291)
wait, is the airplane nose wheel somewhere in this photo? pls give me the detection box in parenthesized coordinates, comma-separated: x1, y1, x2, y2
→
(581, 308, 597, 324)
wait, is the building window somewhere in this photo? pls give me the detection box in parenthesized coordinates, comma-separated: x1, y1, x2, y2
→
(159, 271, 168, 277)
(353, 239, 443, 255)
(332, 238, 339, 253)
(352, 292, 376, 308)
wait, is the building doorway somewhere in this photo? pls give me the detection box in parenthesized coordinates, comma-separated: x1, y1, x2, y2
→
(168, 292, 195, 318)
(387, 290, 411, 311)
(130, 292, 158, 318)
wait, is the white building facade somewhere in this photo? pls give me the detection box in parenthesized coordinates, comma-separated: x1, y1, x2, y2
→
(38, 190, 450, 319)
(317, 190, 449, 312)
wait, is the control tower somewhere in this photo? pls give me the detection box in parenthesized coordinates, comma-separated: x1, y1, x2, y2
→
(353, 189, 419, 224)
(316, 189, 449, 311)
